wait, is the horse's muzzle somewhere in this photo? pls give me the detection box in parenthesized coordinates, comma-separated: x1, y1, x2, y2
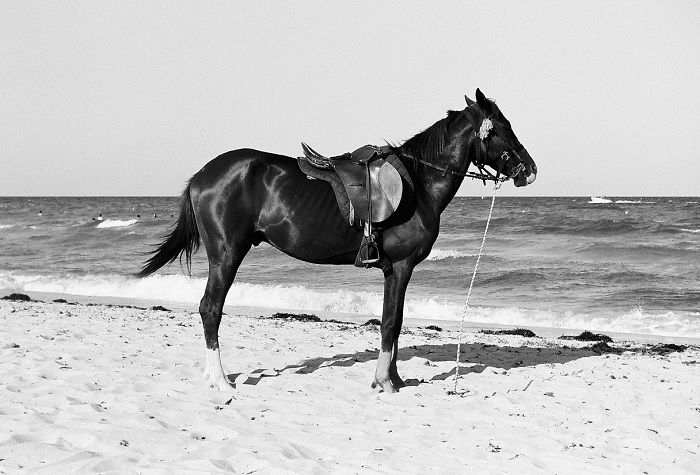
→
(512, 152, 537, 187)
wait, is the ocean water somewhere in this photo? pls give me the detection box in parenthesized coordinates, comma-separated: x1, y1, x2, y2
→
(0, 196, 698, 338)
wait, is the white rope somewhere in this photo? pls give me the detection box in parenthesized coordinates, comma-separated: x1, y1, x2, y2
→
(452, 181, 500, 394)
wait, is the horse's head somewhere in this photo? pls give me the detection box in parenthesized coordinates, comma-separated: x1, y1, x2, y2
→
(464, 89, 537, 187)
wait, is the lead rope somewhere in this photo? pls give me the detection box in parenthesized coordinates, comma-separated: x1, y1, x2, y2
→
(451, 180, 501, 394)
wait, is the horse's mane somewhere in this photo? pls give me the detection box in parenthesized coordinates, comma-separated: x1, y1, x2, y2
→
(393, 110, 462, 164)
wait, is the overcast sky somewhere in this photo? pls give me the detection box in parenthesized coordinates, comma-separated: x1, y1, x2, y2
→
(1, 1, 698, 196)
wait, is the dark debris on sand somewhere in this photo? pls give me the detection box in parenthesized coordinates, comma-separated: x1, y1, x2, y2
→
(363, 318, 382, 326)
(644, 343, 688, 355)
(151, 305, 171, 312)
(2, 293, 32, 302)
(86, 303, 146, 310)
(424, 325, 443, 332)
(270, 312, 322, 323)
(588, 341, 622, 354)
(325, 318, 353, 325)
(480, 328, 538, 338)
(52, 298, 69, 303)
(560, 331, 613, 343)
(584, 341, 689, 356)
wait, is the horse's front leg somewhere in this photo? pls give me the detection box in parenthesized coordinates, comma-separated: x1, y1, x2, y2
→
(372, 260, 413, 393)
(389, 337, 405, 389)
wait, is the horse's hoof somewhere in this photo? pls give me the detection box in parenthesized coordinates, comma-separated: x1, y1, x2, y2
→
(207, 377, 235, 392)
(391, 377, 407, 389)
(371, 379, 398, 393)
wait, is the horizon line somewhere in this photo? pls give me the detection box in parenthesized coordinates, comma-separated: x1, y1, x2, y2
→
(1, 195, 698, 199)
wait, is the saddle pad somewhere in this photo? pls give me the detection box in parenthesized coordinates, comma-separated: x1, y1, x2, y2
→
(297, 158, 354, 225)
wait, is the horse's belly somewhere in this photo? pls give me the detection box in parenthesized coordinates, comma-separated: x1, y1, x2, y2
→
(258, 167, 362, 265)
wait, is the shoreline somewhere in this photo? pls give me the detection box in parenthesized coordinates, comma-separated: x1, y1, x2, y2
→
(4, 288, 699, 346)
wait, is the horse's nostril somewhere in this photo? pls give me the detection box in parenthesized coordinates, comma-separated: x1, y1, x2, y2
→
(531, 164, 538, 174)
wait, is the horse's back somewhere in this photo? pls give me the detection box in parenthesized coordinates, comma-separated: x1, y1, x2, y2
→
(188, 148, 361, 262)
(191, 148, 298, 190)
(189, 148, 312, 212)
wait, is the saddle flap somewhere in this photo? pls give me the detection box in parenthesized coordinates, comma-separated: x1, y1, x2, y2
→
(334, 158, 403, 224)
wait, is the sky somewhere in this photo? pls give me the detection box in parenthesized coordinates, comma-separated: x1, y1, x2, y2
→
(1, 1, 698, 197)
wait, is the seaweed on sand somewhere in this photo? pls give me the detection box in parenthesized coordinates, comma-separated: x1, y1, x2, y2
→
(560, 331, 613, 342)
(2, 293, 32, 302)
(270, 312, 322, 323)
(480, 328, 538, 338)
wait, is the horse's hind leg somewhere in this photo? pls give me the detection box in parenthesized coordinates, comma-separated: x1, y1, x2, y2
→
(199, 241, 250, 390)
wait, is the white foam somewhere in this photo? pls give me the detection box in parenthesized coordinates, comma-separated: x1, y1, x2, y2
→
(0, 224, 15, 230)
(96, 219, 138, 228)
(460, 306, 700, 339)
(425, 249, 475, 261)
(588, 196, 611, 204)
(680, 228, 700, 234)
(1, 272, 698, 338)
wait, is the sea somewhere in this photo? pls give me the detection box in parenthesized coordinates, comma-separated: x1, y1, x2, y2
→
(0, 196, 698, 338)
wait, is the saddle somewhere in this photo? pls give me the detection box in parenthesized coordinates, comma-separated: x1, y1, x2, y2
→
(298, 143, 413, 267)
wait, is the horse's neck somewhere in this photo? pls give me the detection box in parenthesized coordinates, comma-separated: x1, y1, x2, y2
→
(409, 127, 475, 215)
(430, 170, 466, 215)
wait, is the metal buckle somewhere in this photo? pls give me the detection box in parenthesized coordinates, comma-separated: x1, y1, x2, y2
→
(509, 162, 526, 179)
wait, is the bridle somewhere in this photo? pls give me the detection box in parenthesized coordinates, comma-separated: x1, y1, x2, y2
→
(403, 107, 526, 185)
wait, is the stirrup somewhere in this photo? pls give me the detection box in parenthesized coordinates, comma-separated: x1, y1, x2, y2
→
(359, 239, 380, 265)
(355, 223, 381, 267)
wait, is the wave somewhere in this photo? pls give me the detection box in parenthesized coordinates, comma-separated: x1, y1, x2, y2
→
(96, 219, 139, 228)
(535, 219, 652, 236)
(425, 249, 475, 261)
(1, 272, 698, 338)
(587, 197, 656, 205)
(458, 306, 700, 339)
(0, 224, 15, 230)
(681, 228, 700, 234)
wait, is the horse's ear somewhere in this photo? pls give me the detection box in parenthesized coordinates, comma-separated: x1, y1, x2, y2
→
(464, 94, 476, 107)
(475, 88, 489, 109)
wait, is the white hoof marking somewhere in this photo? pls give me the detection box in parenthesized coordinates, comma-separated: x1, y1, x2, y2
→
(203, 347, 232, 390)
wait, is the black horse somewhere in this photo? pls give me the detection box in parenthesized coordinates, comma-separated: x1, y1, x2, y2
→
(139, 90, 537, 393)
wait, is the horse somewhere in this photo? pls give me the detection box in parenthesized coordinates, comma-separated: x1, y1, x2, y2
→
(139, 89, 537, 393)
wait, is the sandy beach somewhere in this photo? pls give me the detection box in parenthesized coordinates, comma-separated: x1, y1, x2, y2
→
(1, 295, 698, 474)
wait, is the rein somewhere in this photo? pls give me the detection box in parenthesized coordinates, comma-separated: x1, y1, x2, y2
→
(409, 151, 520, 185)
(402, 108, 526, 185)
(410, 156, 506, 182)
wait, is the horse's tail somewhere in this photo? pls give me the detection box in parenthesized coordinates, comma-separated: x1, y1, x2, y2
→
(137, 180, 200, 278)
